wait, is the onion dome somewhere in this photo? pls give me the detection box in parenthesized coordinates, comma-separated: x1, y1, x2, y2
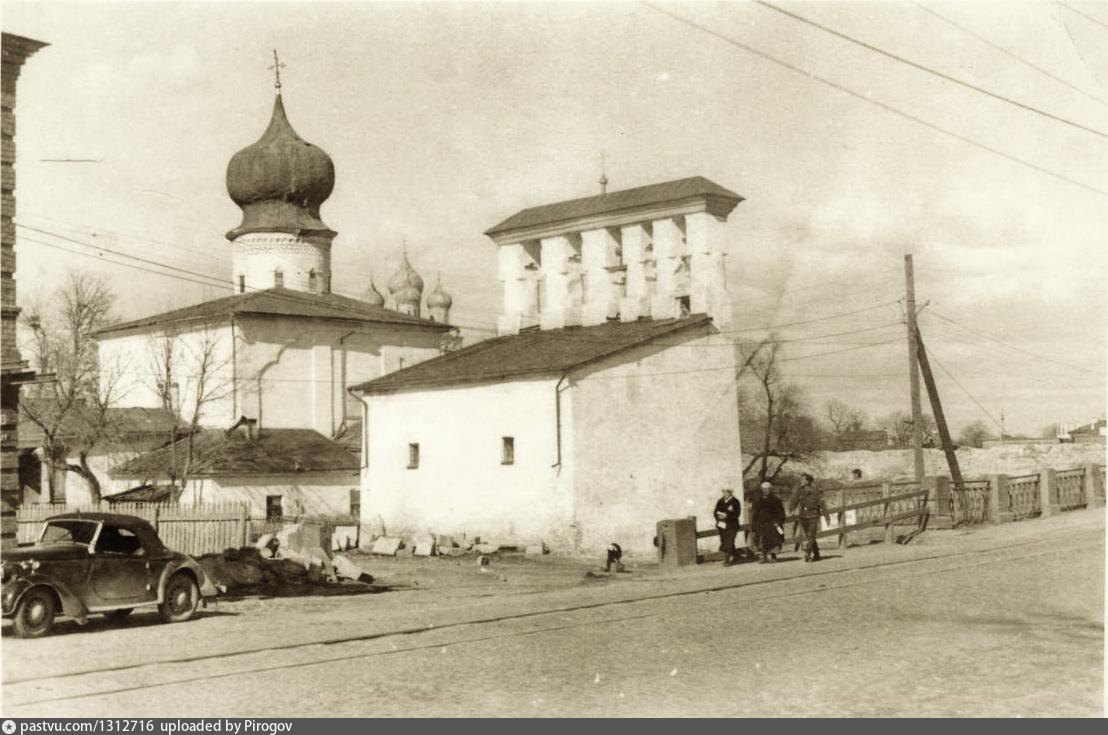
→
(361, 279, 385, 307)
(225, 94, 336, 241)
(394, 285, 422, 307)
(388, 252, 424, 296)
(427, 274, 453, 309)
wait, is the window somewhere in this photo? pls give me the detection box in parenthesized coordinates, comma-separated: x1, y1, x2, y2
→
(266, 495, 283, 521)
(274, 269, 284, 288)
(308, 269, 318, 292)
(95, 525, 145, 556)
(238, 274, 246, 293)
(349, 489, 361, 517)
(407, 443, 420, 469)
(501, 436, 515, 465)
(677, 295, 691, 317)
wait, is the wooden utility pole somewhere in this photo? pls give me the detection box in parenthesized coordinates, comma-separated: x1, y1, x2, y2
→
(904, 254, 925, 482)
(917, 336, 964, 486)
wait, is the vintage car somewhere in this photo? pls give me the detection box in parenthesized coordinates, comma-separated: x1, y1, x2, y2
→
(1, 512, 217, 638)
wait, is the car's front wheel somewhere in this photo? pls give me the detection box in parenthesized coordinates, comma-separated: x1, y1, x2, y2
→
(13, 587, 57, 639)
(103, 608, 133, 624)
(159, 573, 199, 623)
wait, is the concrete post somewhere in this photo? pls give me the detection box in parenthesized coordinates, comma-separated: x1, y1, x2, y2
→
(1039, 468, 1059, 516)
(1084, 464, 1105, 508)
(881, 482, 895, 544)
(924, 475, 953, 530)
(989, 474, 1012, 523)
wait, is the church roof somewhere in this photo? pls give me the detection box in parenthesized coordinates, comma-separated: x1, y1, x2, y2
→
(351, 315, 711, 394)
(95, 287, 451, 337)
(485, 176, 742, 240)
(110, 428, 359, 478)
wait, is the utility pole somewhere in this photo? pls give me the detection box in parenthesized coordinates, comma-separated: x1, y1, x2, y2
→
(917, 335, 964, 486)
(904, 254, 925, 482)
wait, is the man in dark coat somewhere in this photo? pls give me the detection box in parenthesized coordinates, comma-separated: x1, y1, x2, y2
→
(714, 488, 741, 566)
(789, 473, 831, 562)
(753, 481, 786, 563)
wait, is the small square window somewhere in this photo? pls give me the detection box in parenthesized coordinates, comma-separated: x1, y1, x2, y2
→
(407, 443, 420, 469)
(501, 436, 515, 465)
(265, 495, 283, 521)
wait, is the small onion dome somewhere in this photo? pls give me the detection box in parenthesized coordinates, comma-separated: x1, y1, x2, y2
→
(361, 280, 385, 307)
(427, 276, 453, 309)
(394, 285, 422, 306)
(225, 94, 336, 241)
(388, 252, 424, 295)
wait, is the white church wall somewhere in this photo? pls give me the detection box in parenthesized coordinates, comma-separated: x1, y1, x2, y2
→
(360, 378, 574, 546)
(98, 323, 237, 428)
(568, 327, 743, 554)
(233, 316, 443, 436)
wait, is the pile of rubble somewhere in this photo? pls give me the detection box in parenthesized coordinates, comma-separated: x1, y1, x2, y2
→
(199, 523, 377, 597)
(367, 533, 548, 558)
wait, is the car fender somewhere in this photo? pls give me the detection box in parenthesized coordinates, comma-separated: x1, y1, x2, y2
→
(157, 556, 217, 602)
(7, 576, 89, 624)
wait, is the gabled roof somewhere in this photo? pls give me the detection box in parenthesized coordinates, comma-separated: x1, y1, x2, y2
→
(110, 428, 360, 478)
(18, 401, 179, 449)
(104, 485, 182, 504)
(352, 316, 711, 394)
(95, 287, 451, 337)
(485, 176, 742, 239)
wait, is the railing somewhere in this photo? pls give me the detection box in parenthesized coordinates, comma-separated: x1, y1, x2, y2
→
(950, 480, 991, 526)
(697, 484, 929, 548)
(1005, 474, 1042, 521)
(1055, 468, 1087, 511)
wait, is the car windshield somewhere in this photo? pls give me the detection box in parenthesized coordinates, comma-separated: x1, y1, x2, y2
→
(40, 519, 100, 546)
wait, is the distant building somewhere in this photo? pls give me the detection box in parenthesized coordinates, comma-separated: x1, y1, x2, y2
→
(837, 430, 889, 451)
(1066, 419, 1106, 445)
(353, 177, 745, 553)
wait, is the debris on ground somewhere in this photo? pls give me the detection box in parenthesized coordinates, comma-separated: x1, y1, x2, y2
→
(199, 546, 381, 598)
(371, 536, 404, 556)
(333, 554, 375, 584)
(412, 534, 436, 557)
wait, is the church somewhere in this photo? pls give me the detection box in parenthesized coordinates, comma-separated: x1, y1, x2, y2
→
(93, 85, 455, 520)
(351, 177, 745, 553)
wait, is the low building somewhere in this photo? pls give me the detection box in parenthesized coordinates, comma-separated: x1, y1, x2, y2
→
(837, 430, 890, 451)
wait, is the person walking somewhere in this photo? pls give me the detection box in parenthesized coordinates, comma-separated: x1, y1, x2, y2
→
(789, 473, 831, 562)
(752, 481, 785, 563)
(714, 488, 741, 566)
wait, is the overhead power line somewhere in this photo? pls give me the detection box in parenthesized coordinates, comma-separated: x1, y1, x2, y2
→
(755, 0, 1108, 138)
(1059, 2, 1108, 33)
(924, 346, 1006, 433)
(910, 1, 1108, 107)
(927, 310, 1097, 375)
(639, 1, 1108, 196)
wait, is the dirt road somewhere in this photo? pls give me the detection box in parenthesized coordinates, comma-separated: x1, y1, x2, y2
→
(3, 508, 1103, 716)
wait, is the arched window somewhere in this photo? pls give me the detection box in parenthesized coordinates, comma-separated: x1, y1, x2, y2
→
(274, 269, 284, 288)
(308, 269, 318, 292)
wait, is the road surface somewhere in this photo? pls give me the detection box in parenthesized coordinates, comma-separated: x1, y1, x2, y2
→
(3, 508, 1103, 716)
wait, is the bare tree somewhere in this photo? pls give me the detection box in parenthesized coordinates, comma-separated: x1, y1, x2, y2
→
(18, 273, 124, 502)
(825, 399, 867, 448)
(1039, 422, 1060, 440)
(958, 419, 996, 449)
(145, 324, 232, 491)
(737, 338, 821, 482)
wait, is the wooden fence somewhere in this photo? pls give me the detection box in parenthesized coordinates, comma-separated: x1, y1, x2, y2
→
(16, 502, 361, 555)
(16, 502, 250, 555)
(697, 481, 930, 549)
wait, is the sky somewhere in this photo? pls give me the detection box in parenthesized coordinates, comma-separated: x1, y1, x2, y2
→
(4, 0, 1106, 438)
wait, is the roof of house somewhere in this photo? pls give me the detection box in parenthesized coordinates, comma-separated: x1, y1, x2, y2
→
(103, 485, 183, 504)
(110, 428, 360, 478)
(484, 176, 743, 238)
(1070, 419, 1106, 435)
(95, 287, 451, 337)
(351, 315, 711, 394)
(18, 401, 179, 449)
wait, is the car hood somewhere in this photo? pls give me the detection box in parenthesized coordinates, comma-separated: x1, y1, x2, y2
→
(2, 543, 91, 562)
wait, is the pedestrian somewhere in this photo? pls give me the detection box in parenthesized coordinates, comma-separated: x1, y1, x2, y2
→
(713, 487, 741, 566)
(789, 473, 831, 562)
(752, 481, 785, 563)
